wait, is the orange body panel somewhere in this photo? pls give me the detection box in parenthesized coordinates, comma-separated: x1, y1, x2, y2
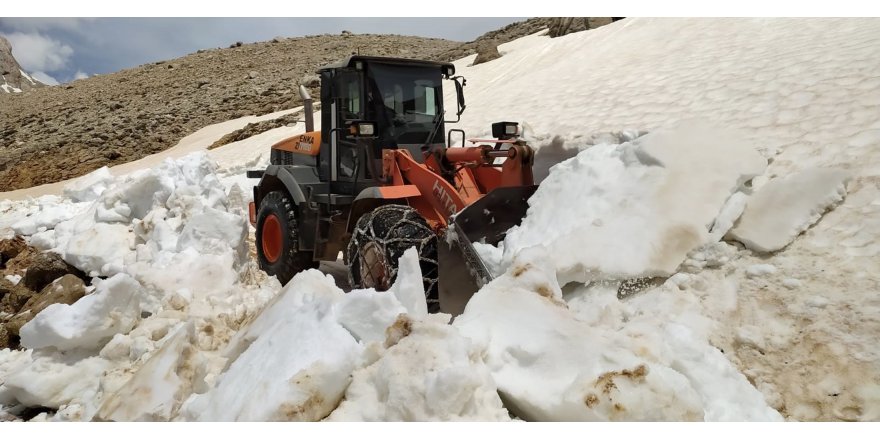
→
(380, 143, 534, 229)
(378, 185, 422, 199)
(271, 131, 321, 156)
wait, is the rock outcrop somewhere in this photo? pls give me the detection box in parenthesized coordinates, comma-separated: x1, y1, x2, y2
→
(0, 36, 45, 93)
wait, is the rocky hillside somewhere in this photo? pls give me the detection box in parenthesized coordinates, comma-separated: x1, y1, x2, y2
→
(0, 36, 45, 94)
(0, 18, 618, 192)
(0, 33, 458, 191)
(434, 17, 617, 63)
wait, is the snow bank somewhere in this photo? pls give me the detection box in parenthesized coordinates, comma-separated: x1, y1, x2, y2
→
(492, 121, 765, 285)
(1, 151, 271, 420)
(181, 249, 505, 422)
(727, 168, 851, 252)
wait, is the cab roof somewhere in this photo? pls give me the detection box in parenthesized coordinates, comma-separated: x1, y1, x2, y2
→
(317, 55, 455, 76)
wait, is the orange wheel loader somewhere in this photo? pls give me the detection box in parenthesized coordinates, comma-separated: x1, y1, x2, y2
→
(247, 56, 537, 314)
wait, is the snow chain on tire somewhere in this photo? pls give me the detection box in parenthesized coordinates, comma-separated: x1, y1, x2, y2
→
(347, 205, 440, 312)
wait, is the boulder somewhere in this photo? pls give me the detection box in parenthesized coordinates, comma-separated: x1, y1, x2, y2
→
(472, 40, 501, 66)
(5, 275, 87, 338)
(0, 236, 27, 266)
(21, 251, 85, 292)
(0, 277, 36, 315)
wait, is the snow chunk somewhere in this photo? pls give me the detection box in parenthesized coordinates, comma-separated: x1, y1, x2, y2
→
(334, 290, 406, 346)
(782, 278, 802, 289)
(389, 247, 428, 320)
(727, 168, 851, 252)
(11, 198, 89, 236)
(499, 121, 766, 284)
(63, 166, 114, 202)
(328, 316, 510, 421)
(96, 323, 195, 421)
(20, 273, 142, 351)
(98, 169, 174, 222)
(176, 206, 248, 262)
(62, 222, 133, 277)
(1, 351, 112, 412)
(179, 270, 362, 421)
(745, 264, 777, 278)
(4, 274, 21, 285)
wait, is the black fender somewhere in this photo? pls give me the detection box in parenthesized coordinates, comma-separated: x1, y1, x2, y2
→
(254, 165, 309, 208)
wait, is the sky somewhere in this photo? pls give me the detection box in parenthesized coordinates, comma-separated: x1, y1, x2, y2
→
(0, 18, 525, 85)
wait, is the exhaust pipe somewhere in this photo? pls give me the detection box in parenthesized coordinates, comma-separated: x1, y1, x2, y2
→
(299, 85, 314, 132)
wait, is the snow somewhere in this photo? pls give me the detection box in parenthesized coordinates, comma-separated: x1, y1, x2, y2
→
(727, 168, 851, 252)
(1, 80, 22, 93)
(19, 69, 37, 86)
(4, 274, 21, 285)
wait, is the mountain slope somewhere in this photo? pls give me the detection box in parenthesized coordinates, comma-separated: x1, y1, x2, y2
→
(0, 33, 458, 191)
(0, 36, 45, 94)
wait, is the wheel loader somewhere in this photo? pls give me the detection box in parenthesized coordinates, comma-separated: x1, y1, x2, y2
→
(247, 56, 537, 314)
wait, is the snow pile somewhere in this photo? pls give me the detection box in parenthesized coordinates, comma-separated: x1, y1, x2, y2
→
(0, 152, 277, 421)
(727, 168, 851, 252)
(454, 259, 781, 421)
(488, 121, 766, 285)
(181, 249, 507, 422)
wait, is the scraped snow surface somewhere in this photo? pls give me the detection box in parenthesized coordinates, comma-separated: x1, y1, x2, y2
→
(2, 18, 880, 422)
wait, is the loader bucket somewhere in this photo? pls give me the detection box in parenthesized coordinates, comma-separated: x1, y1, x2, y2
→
(438, 185, 538, 315)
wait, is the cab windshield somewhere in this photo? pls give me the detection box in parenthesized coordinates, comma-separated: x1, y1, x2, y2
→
(366, 64, 444, 146)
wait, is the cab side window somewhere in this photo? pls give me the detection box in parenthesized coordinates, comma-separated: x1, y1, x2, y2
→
(339, 73, 361, 121)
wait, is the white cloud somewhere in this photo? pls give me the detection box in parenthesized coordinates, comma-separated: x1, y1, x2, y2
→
(73, 70, 89, 80)
(3, 32, 73, 72)
(0, 18, 94, 33)
(31, 71, 59, 86)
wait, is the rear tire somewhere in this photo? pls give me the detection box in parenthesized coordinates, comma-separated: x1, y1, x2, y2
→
(256, 191, 317, 285)
(347, 205, 439, 312)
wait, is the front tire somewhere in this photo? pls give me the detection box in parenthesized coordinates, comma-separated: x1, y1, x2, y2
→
(347, 205, 439, 312)
(255, 191, 316, 285)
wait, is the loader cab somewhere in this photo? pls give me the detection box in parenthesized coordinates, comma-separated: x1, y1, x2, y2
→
(317, 56, 457, 192)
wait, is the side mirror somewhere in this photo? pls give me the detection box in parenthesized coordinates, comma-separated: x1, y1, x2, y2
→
(445, 75, 467, 123)
(348, 120, 378, 138)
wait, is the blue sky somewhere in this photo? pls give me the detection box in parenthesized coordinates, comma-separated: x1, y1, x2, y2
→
(0, 18, 525, 85)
